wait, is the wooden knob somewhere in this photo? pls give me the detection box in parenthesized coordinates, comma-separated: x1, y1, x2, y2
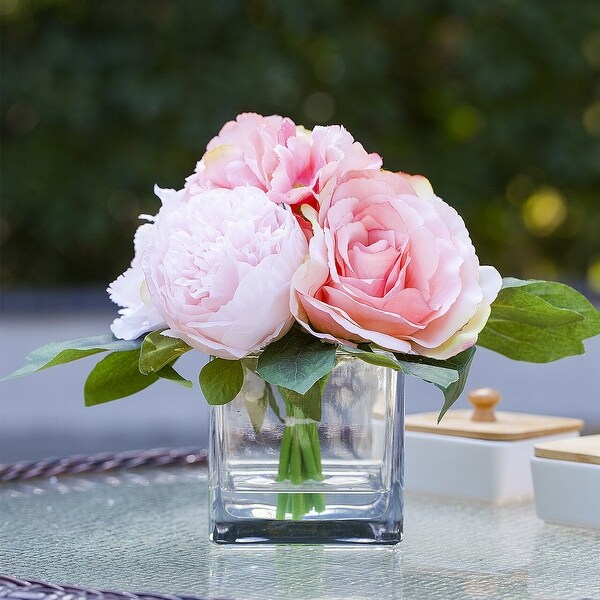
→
(468, 388, 501, 422)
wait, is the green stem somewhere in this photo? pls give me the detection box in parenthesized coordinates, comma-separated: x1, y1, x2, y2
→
(276, 493, 288, 520)
(298, 423, 320, 480)
(289, 426, 303, 484)
(291, 491, 305, 520)
(309, 423, 322, 472)
(275, 426, 292, 482)
(312, 492, 326, 513)
(274, 399, 326, 520)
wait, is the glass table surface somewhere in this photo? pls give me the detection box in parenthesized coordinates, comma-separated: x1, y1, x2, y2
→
(1, 465, 599, 600)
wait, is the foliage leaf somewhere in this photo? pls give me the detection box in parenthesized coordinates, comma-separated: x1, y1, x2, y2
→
(394, 347, 476, 421)
(478, 278, 600, 362)
(344, 343, 460, 389)
(157, 362, 193, 388)
(199, 358, 244, 406)
(139, 330, 191, 374)
(84, 349, 157, 406)
(433, 347, 477, 421)
(245, 390, 268, 435)
(340, 343, 472, 421)
(340, 346, 403, 371)
(278, 374, 329, 422)
(501, 278, 600, 340)
(393, 353, 459, 388)
(257, 327, 337, 394)
(266, 383, 284, 424)
(2, 334, 142, 381)
(238, 366, 270, 433)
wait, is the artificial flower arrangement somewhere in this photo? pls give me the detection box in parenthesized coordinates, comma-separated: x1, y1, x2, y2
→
(5, 113, 600, 541)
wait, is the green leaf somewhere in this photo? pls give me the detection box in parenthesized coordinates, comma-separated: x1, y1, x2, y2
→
(199, 358, 244, 405)
(343, 343, 460, 389)
(341, 343, 471, 421)
(340, 346, 403, 371)
(478, 320, 584, 362)
(278, 374, 329, 422)
(504, 279, 600, 340)
(478, 278, 600, 362)
(257, 327, 337, 394)
(266, 383, 284, 424)
(393, 353, 459, 388)
(500, 277, 536, 290)
(157, 363, 193, 388)
(84, 349, 158, 406)
(488, 280, 582, 327)
(390, 347, 475, 422)
(238, 366, 269, 433)
(433, 347, 477, 422)
(139, 330, 191, 374)
(2, 334, 142, 381)
(245, 390, 268, 434)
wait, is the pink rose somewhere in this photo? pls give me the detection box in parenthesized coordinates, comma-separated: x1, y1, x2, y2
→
(269, 124, 383, 206)
(291, 170, 502, 359)
(184, 112, 381, 208)
(142, 185, 308, 359)
(185, 113, 296, 195)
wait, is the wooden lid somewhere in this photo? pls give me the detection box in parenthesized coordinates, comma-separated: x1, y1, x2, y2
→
(405, 387, 584, 441)
(534, 435, 600, 465)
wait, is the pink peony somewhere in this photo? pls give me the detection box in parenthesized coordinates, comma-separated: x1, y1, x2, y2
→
(184, 112, 381, 208)
(291, 170, 502, 359)
(141, 185, 308, 359)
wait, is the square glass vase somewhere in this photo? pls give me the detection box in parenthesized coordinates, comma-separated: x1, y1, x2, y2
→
(209, 352, 404, 544)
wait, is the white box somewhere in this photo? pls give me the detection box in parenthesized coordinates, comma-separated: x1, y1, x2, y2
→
(405, 429, 580, 503)
(404, 389, 584, 503)
(531, 435, 600, 529)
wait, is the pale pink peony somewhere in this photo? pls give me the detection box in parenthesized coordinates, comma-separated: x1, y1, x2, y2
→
(291, 170, 502, 359)
(184, 112, 381, 207)
(107, 186, 183, 340)
(141, 185, 308, 359)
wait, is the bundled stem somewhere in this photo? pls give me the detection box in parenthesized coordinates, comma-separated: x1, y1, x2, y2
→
(275, 403, 326, 520)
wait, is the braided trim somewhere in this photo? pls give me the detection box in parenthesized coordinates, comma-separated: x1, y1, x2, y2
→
(0, 574, 206, 600)
(0, 447, 207, 483)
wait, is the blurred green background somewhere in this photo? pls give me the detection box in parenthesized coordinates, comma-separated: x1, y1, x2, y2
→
(2, 0, 600, 292)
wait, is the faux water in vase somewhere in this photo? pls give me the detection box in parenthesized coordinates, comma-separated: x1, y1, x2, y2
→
(209, 353, 404, 544)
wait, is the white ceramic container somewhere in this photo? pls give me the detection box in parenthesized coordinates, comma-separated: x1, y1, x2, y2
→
(405, 388, 583, 504)
(406, 430, 580, 503)
(531, 434, 600, 529)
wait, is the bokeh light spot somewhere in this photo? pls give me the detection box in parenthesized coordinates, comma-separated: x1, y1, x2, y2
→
(4, 103, 40, 136)
(303, 92, 335, 124)
(446, 105, 483, 141)
(582, 31, 600, 68)
(521, 187, 568, 236)
(0, 0, 18, 16)
(583, 102, 600, 136)
(433, 17, 468, 57)
(587, 258, 600, 295)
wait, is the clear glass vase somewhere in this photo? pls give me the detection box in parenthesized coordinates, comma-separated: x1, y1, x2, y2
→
(209, 352, 404, 544)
